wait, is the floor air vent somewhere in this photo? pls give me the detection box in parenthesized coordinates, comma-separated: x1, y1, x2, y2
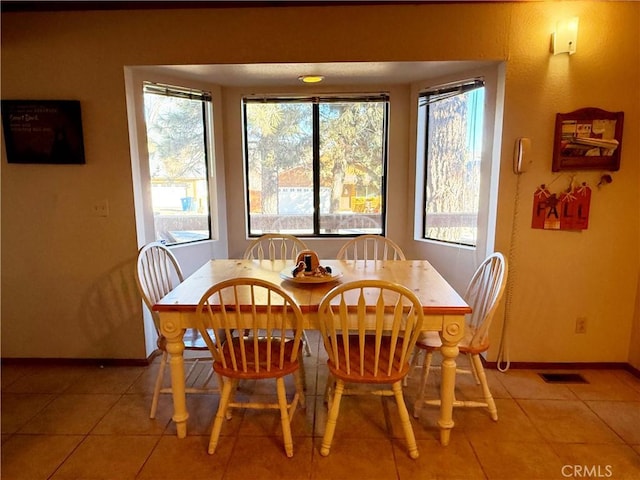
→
(539, 373, 589, 384)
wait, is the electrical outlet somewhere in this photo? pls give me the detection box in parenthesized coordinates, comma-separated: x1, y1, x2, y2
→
(575, 317, 587, 334)
(92, 199, 110, 217)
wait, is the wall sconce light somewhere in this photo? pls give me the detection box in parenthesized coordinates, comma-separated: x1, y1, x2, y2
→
(551, 17, 579, 55)
(298, 75, 324, 84)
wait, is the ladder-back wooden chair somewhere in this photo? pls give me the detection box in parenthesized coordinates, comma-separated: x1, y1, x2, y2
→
(195, 277, 305, 458)
(243, 233, 308, 262)
(410, 252, 508, 421)
(317, 280, 424, 459)
(135, 241, 218, 418)
(244, 233, 312, 357)
(336, 234, 406, 261)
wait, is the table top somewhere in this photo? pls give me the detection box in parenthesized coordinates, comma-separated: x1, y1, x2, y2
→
(154, 259, 471, 316)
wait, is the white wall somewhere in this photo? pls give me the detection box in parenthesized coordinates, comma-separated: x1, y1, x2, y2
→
(1, 2, 638, 368)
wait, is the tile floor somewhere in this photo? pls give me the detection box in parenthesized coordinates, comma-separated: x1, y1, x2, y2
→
(2, 332, 639, 480)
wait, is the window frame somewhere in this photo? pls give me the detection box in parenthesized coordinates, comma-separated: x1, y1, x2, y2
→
(242, 94, 390, 238)
(142, 81, 214, 246)
(419, 78, 485, 247)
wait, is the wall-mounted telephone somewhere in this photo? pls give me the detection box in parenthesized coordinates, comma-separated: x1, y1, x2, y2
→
(513, 137, 532, 174)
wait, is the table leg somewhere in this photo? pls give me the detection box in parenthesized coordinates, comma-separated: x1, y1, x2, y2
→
(438, 341, 459, 446)
(162, 315, 188, 438)
(437, 315, 463, 446)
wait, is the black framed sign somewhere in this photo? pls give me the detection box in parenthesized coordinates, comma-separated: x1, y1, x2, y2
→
(1, 100, 86, 164)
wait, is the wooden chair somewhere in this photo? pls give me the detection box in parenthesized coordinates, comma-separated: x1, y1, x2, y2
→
(244, 233, 312, 357)
(195, 277, 305, 458)
(243, 233, 308, 262)
(317, 280, 424, 459)
(134, 241, 218, 419)
(336, 234, 406, 261)
(410, 252, 508, 421)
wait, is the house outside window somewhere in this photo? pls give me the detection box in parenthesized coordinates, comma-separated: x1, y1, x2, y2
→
(142, 82, 212, 245)
(243, 95, 389, 237)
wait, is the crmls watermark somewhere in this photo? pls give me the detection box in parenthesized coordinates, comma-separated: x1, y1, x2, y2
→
(561, 465, 613, 478)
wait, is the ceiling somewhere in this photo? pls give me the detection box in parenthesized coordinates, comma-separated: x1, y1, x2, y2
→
(139, 61, 494, 88)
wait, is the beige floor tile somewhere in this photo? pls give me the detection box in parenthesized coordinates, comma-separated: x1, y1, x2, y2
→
(550, 443, 640, 480)
(380, 392, 431, 443)
(586, 400, 640, 444)
(615, 370, 640, 394)
(301, 357, 320, 395)
(400, 396, 522, 444)
(2, 361, 636, 479)
(236, 393, 316, 438)
(406, 354, 512, 402)
(164, 393, 246, 438)
(163, 393, 220, 436)
(472, 439, 565, 480)
(518, 399, 623, 444)
(2, 366, 91, 394)
(314, 364, 330, 398)
(498, 370, 579, 400)
(0, 434, 84, 480)
(224, 435, 314, 480)
(92, 393, 172, 435)
(18, 393, 120, 434)
(137, 435, 231, 480)
(403, 401, 448, 441)
(311, 437, 397, 480)
(50, 435, 159, 480)
(568, 370, 640, 401)
(126, 364, 164, 395)
(314, 391, 390, 439)
(455, 398, 546, 443)
(64, 365, 145, 394)
(125, 357, 218, 396)
(1, 393, 55, 434)
(1, 365, 33, 389)
(395, 435, 486, 479)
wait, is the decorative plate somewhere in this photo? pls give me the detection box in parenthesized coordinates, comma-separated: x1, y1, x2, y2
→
(279, 268, 342, 284)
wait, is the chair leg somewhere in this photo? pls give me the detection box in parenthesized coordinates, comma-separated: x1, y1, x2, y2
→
(298, 354, 307, 392)
(393, 381, 419, 459)
(413, 349, 433, 418)
(320, 378, 345, 456)
(302, 330, 312, 356)
(470, 354, 498, 421)
(208, 378, 233, 455)
(294, 368, 306, 408)
(404, 347, 420, 387)
(150, 351, 168, 419)
(276, 377, 295, 458)
(467, 352, 481, 385)
(324, 373, 335, 411)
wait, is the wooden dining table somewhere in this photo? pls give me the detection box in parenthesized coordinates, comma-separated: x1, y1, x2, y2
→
(153, 258, 471, 446)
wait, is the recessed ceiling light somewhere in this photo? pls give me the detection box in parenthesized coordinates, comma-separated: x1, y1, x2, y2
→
(298, 75, 324, 84)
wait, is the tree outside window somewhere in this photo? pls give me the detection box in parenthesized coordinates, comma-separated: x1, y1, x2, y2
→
(244, 95, 388, 236)
(420, 81, 484, 246)
(143, 83, 212, 245)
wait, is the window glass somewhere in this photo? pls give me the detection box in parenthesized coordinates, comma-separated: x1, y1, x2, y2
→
(420, 81, 484, 246)
(244, 96, 388, 237)
(143, 84, 212, 245)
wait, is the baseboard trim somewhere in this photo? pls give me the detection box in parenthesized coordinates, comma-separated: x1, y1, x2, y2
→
(1, 356, 154, 367)
(483, 361, 640, 379)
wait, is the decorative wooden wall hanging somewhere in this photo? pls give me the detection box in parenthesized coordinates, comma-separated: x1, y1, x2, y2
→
(531, 183, 591, 230)
(552, 107, 623, 172)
